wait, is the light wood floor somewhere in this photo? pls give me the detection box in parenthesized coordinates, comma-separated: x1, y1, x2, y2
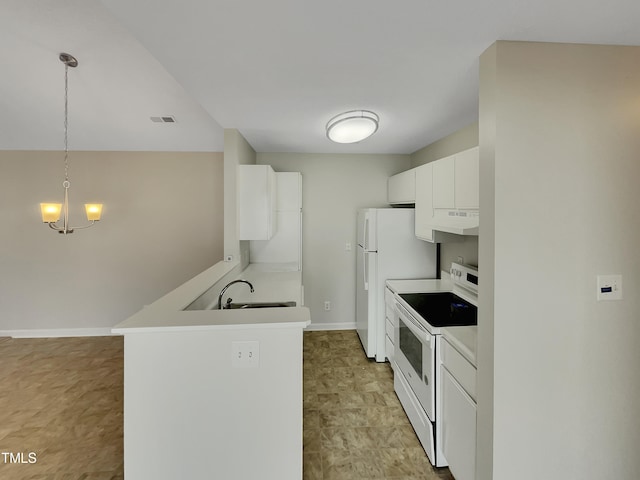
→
(0, 331, 453, 480)
(0, 336, 124, 480)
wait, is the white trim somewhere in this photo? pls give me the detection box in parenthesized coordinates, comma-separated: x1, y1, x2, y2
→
(0, 328, 117, 339)
(305, 322, 356, 331)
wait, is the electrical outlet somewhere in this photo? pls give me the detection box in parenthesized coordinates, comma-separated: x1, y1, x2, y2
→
(345, 242, 352, 251)
(232, 341, 260, 368)
(324, 301, 331, 311)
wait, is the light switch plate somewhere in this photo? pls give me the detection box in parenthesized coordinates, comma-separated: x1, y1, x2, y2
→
(597, 274, 622, 301)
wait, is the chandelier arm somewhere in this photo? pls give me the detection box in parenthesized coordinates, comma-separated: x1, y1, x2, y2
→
(68, 221, 97, 231)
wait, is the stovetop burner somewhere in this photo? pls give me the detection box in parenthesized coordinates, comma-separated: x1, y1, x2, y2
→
(399, 292, 477, 328)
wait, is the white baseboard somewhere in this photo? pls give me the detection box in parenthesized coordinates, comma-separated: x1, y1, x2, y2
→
(0, 328, 117, 339)
(305, 322, 356, 331)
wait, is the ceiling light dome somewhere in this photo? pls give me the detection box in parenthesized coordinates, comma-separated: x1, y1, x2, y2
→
(326, 110, 379, 144)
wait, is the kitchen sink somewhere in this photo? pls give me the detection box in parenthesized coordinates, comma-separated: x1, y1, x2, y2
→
(215, 301, 297, 310)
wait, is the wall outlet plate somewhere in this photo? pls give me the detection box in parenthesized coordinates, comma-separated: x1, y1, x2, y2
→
(232, 341, 260, 368)
(597, 274, 622, 301)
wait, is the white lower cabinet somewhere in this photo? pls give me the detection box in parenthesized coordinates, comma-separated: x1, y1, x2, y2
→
(441, 367, 476, 480)
(384, 286, 397, 368)
(439, 337, 476, 480)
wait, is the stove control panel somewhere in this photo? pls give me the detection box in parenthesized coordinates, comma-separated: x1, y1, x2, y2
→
(450, 263, 478, 294)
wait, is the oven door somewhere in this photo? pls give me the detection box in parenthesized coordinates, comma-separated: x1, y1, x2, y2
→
(394, 301, 435, 420)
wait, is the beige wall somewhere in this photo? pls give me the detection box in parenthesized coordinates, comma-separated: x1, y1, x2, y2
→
(477, 42, 496, 480)
(410, 122, 478, 168)
(478, 41, 640, 480)
(0, 151, 224, 333)
(257, 152, 411, 328)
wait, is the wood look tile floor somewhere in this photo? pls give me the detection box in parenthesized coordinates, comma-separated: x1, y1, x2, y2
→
(0, 336, 124, 480)
(303, 330, 454, 480)
(0, 331, 453, 480)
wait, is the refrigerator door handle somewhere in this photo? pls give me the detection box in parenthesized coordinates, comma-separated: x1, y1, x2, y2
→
(363, 250, 369, 291)
(363, 215, 369, 251)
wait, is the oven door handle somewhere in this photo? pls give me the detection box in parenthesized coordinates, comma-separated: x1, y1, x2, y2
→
(395, 301, 431, 345)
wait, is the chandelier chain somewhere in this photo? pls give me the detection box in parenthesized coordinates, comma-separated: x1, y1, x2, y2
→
(63, 62, 70, 184)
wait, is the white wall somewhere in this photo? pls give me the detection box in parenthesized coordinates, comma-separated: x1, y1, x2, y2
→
(0, 151, 224, 334)
(257, 153, 411, 328)
(478, 41, 640, 480)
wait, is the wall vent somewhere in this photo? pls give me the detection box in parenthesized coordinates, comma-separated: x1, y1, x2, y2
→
(150, 116, 177, 123)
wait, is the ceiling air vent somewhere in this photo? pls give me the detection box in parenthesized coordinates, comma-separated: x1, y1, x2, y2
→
(150, 116, 176, 123)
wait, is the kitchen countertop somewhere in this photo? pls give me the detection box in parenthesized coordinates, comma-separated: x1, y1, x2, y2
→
(112, 260, 310, 334)
(441, 326, 478, 367)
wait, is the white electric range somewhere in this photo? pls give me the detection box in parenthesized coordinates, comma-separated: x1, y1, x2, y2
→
(385, 263, 478, 468)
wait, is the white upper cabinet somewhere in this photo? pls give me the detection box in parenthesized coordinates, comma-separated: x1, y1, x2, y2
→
(388, 169, 416, 204)
(415, 163, 462, 243)
(415, 163, 434, 242)
(432, 156, 455, 209)
(454, 147, 479, 209)
(415, 146, 479, 241)
(238, 165, 277, 240)
(432, 147, 479, 211)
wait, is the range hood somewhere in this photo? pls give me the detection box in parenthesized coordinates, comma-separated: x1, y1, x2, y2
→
(430, 209, 479, 236)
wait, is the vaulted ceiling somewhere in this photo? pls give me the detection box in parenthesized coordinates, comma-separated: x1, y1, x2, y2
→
(2, 0, 639, 153)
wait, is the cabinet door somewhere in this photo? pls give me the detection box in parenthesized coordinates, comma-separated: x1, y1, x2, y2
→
(432, 156, 455, 209)
(441, 367, 477, 480)
(238, 165, 276, 240)
(414, 163, 434, 242)
(388, 169, 416, 204)
(454, 147, 479, 209)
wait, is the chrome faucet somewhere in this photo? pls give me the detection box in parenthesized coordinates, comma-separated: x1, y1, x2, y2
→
(218, 280, 255, 309)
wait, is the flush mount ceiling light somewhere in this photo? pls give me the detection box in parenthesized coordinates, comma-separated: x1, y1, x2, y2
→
(326, 110, 379, 144)
(40, 53, 103, 235)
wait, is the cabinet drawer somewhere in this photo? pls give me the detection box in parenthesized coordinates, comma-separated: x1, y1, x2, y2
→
(386, 305, 394, 324)
(386, 318, 395, 340)
(440, 337, 476, 401)
(385, 335, 394, 367)
(385, 287, 395, 322)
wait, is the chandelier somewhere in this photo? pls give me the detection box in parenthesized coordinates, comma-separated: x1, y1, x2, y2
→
(40, 53, 102, 234)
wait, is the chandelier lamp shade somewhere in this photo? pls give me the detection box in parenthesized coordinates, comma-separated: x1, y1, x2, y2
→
(40, 53, 103, 235)
(326, 110, 379, 144)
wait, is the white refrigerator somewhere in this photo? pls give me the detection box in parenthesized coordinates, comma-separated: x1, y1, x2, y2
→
(356, 208, 438, 362)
